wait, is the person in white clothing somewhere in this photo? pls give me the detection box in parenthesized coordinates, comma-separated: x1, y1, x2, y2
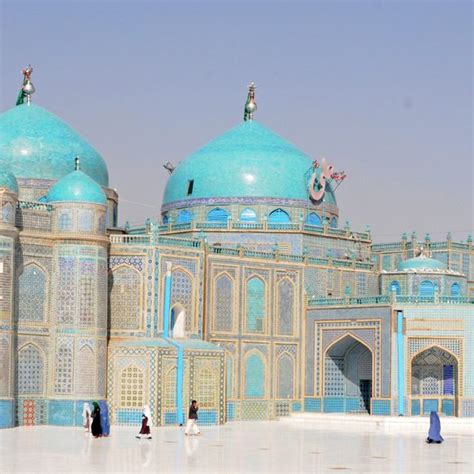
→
(184, 400, 200, 436)
(82, 402, 91, 432)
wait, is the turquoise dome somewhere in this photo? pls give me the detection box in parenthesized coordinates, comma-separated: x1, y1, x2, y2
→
(163, 121, 336, 206)
(396, 256, 447, 272)
(47, 169, 106, 205)
(0, 103, 108, 186)
(0, 165, 18, 194)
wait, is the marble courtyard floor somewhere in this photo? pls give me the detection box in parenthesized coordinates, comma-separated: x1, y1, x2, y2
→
(0, 420, 473, 473)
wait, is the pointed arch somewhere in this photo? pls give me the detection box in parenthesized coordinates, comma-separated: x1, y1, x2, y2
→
(330, 216, 338, 228)
(19, 263, 47, 322)
(207, 208, 229, 222)
(109, 264, 142, 330)
(277, 277, 295, 335)
(450, 283, 461, 297)
(240, 208, 257, 222)
(75, 344, 96, 396)
(18, 343, 45, 395)
(246, 276, 266, 333)
(306, 212, 322, 227)
(170, 266, 194, 333)
(177, 209, 192, 224)
(268, 208, 290, 223)
(213, 272, 234, 332)
(276, 352, 295, 399)
(244, 350, 266, 399)
(419, 280, 435, 297)
(170, 303, 186, 338)
(390, 280, 401, 295)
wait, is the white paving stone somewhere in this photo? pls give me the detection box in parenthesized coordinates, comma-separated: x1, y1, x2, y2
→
(0, 421, 473, 473)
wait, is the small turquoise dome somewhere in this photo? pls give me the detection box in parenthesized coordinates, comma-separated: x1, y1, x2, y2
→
(0, 103, 108, 186)
(0, 165, 18, 194)
(47, 168, 106, 205)
(396, 255, 447, 272)
(163, 121, 336, 206)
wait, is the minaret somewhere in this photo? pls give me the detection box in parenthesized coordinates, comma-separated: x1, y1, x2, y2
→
(243, 82, 257, 121)
(0, 167, 19, 428)
(47, 159, 109, 425)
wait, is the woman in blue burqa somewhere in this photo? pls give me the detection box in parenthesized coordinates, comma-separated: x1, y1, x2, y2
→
(426, 411, 443, 443)
(99, 401, 110, 436)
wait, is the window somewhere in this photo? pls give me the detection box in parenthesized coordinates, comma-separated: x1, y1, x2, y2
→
(246, 277, 265, 333)
(187, 180, 194, 196)
(120, 365, 145, 408)
(162, 214, 169, 225)
(240, 208, 257, 222)
(58, 210, 72, 231)
(419, 280, 434, 297)
(268, 209, 290, 223)
(330, 216, 338, 228)
(176, 210, 192, 224)
(306, 213, 322, 227)
(245, 353, 265, 398)
(390, 281, 401, 295)
(18, 345, 44, 395)
(19, 264, 46, 321)
(110, 266, 142, 330)
(451, 283, 461, 297)
(207, 208, 229, 222)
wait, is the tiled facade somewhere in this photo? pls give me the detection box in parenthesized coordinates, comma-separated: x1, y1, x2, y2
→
(1, 83, 473, 431)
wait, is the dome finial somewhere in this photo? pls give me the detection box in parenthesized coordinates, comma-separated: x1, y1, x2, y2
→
(75, 156, 80, 171)
(16, 64, 35, 106)
(244, 82, 257, 121)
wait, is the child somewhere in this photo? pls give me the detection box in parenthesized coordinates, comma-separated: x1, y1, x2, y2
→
(136, 405, 152, 439)
(184, 400, 200, 436)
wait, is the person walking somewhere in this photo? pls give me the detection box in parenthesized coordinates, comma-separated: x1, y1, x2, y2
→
(82, 402, 91, 432)
(136, 405, 153, 439)
(184, 400, 200, 436)
(99, 401, 110, 437)
(426, 411, 444, 444)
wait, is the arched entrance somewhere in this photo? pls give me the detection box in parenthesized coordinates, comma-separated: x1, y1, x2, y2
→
(170, 304, 186, 338)
(323, 335, 373, 413)
(411, 346, 458, 416)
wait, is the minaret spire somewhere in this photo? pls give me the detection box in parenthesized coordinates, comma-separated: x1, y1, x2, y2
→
(16, 64, 35, 106)
(243, 82, 257, 121)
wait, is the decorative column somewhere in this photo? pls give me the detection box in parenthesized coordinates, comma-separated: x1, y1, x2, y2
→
(397, 310, 405, 415)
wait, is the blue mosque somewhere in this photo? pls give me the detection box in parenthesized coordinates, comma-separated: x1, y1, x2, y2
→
(0, 68, 473, 430)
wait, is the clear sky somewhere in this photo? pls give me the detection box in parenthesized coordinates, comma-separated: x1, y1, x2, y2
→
(1, 1, 472, 242)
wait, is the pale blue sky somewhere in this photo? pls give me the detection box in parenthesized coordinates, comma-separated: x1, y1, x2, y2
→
(1, 1, 472, 242)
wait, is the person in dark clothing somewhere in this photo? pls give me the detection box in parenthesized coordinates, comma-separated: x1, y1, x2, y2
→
(184, 400, 200, 435)
(91, 401, 102, 438)
(136, 405, 152, 439)
(426, 411, 443, 443)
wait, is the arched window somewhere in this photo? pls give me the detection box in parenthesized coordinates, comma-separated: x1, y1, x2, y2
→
(214, 273, 233, 332)
(19, 264, 46, 322)
(18, 345, 44, 395)
(277, 354, 294, 399)
(246, 277, 265, 333)
(2, 202, 13, 223)
(344, 285, 352, 296)
(110, 266, 142, 330)
(245, 353, 265, 398)
(239, 208, 257, 222)
(306, 213, 322, 227)
(268, 209, 290, 223)
(78, 210, 93, 232)
(58, 210, 72, 231)
(195, 367, 217, 407)
(119, 365, 145, 408)
(419, 280, 435, 297)
(451, 283, 461, 297)
(207, 208, 229, 222)
(330, 216, 338, 228)
(171, 268, 193, 332)
(390, 281, 401, 295)
(75, 345, 95, 396)
(277, 279, 294, 335)
(162, 214, 169, 225)
(170, 304, 186, 338)
(176, 210, 192, 224)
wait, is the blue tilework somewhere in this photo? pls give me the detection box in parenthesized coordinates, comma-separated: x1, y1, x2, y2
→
(0, 103, 108, 185)
(227, 402, 235, 421)
(323, 397, 345, 413)
(292, 402, 302, 412)
(0, 400, 14, 428)
(423, 399, 438, 415)
(442, 399, 454, 416)
(346, 397, 359, 412)
(372, 399, 391, 416)
(48, 400, 74, 425)
(116, 409, 143, 425)
(411, 399, 421, 416)
(304, 398, 321, 412)
(197, 410, 217, 425)
(245, 354, 265, 398)
(0, 165, 18, 193)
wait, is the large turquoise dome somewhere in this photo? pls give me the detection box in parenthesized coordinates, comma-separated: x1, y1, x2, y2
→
(162, 121, 336, 207)
(0, 164, 18, 194)
(396, 255, 447, 272)
(0, 103, 108, 186)
(47, 168, 106, 205)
